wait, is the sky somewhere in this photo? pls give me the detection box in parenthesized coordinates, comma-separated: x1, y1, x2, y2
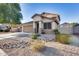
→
(20, 3, 79, 24)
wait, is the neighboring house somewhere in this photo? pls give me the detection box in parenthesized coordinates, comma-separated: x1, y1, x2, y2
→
(73, 24, 79, 35)
(58, 23, 79, 34)
(58, 23, 73, 34)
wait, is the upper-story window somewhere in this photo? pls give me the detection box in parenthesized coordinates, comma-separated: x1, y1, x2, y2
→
(44, 22, 51, 29)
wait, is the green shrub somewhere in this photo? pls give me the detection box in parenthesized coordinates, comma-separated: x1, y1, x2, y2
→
(53, 29, 60, 34)
(55, 34, 70, 44)
(32, 34, 38, 39)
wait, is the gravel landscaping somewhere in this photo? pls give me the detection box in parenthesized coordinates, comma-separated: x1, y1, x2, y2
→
(0, 32, 79, 56)
(0, 36, 79, 56)
(45, 42, 79, 56)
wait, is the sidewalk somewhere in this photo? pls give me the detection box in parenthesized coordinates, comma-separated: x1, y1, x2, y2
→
(0, 49, 8, 56)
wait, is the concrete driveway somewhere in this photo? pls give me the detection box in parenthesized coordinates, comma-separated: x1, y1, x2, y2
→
(0, 32, 32, 40)
(0, 49, 8, 56)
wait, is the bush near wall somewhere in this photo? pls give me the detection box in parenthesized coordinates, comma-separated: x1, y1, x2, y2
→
(31, 33, 38, 39)
(53, 29, 60, 34)
(55, 34, 70, 44)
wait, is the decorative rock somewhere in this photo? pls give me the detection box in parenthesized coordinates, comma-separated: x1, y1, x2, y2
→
(0, 41, 29, 49)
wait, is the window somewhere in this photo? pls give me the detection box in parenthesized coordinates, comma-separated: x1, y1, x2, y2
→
(44, 22, 51, 29)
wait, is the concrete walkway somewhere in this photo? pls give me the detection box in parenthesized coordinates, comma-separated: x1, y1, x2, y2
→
(0, 49, 8, 56)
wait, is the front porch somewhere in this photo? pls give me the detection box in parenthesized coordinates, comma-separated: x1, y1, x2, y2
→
(33, 21, 42, 34)
(33, 21, 57, 34)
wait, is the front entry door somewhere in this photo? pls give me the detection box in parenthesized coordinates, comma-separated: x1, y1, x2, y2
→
(36, 22, 39, 33)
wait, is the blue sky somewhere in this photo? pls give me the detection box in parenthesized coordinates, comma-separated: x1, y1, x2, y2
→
(20, 3, 79, 24)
